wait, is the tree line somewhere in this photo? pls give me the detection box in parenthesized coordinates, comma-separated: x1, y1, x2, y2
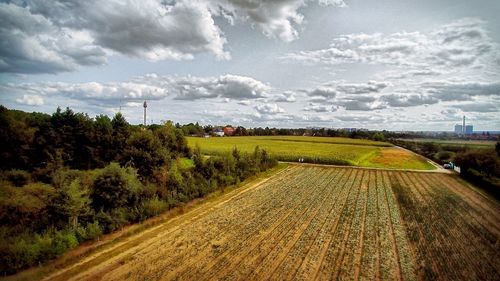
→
(177, 122, 395, 141)
(392, 139, 500, 199)
(0, 106, 277, 274)
(178, 122, 500, 142)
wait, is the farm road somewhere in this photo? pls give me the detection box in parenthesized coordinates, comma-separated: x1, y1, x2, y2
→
(282, 161, 452, 173)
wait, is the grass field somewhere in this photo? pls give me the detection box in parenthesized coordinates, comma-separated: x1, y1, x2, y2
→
(188, 136, 435, 170)
(400, 138, 497, 149)
(358, 147, 436, 170)
(33, 165, 499, 281)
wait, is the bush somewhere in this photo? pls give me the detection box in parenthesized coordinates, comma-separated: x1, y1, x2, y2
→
(2, 237, 39, 273)
(74, 221, 102, 243)
(121, 130, 170, 180)
(372, 132, 386, 142)
(86, 221, 103, 240)
(0, 228, 80, 275)
(96, 208, 129, 232)
(142, 196, 168, 218)
(52, 230, 78, 256)
(454, 149, 500, 199)
(0, 182, 55, 231)
(2, 169, 31, 187)
(435, 151, 455, 162)
(36, 232, 54, 261)
(51, 168, 83, 189)
(74, 225, 88, 243)
(91, 163, 142, 211)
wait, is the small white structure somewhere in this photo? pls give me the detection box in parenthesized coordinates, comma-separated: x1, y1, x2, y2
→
(214, 129, 224, 137)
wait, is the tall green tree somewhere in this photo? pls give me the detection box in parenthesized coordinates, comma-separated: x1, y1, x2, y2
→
(90, 163, 141, 211)
(51, 179, 90, 228)
(121, 130, 170, 179)
(111, 112, 130, 160)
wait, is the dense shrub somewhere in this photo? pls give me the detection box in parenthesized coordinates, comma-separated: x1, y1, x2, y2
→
(142, 196, 168, 217)
(0, 182, 55, 232)
(454, 150, 500, 199)
(52, 230, 78, 256)
(51, 169, 84, 189)
(121, 130, 170, 179)
(435, 151, 455, 162)
(51, 179, 90, 228)
(91, 163, 142, 211)
(2, 170, 32, 187)
(0, 228, 80, 274)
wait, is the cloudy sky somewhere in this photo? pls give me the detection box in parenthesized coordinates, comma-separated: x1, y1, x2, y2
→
(1, 0, 499, 131)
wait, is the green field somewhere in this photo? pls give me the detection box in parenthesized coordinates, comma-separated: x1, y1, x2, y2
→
(401, 138, 496, 149)
(187, 136, 435, 170)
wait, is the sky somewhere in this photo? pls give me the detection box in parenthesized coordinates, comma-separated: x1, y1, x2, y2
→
(0, 0, 499, 131)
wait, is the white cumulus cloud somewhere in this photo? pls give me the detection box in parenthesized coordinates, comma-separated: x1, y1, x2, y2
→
(282, 18, 499, 73)
(255, 103, 285, 114)
(16, 94, 44, 106)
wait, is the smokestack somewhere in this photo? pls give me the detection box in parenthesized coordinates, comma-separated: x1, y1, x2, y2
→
(462, 115, 465, 135)
(143, 101, 147, 126)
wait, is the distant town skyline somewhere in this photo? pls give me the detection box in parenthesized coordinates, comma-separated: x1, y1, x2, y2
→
(0, 0, 499, 130)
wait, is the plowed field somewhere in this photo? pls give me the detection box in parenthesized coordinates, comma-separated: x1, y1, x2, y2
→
(42, 165, 499, 281)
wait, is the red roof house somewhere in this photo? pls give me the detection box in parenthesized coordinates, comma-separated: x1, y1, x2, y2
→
(223, 126, 235, 136)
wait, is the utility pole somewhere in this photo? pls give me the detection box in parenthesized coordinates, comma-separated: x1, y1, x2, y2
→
(143, 101, 147, 126)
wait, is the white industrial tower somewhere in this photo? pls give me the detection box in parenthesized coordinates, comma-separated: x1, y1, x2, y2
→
(462, 115, 465, 135)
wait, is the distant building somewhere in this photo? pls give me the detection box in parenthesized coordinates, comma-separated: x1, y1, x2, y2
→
(454, 124, 463, 134)
(465, 125, 473, 135)
(214, 128, 224, 137)
(342, 128, 358, 132)
(223, 126, 235, 136)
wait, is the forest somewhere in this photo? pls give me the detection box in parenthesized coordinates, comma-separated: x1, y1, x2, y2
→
(0, 106, 277, 275)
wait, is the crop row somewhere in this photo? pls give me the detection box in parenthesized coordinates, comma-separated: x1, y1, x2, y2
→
(102, 166, 311, 280)
(389, 171, 500, 280)
(59, 166, 499, 281)
(199, 168, 343, 280)
(126, 167, 324, 279)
